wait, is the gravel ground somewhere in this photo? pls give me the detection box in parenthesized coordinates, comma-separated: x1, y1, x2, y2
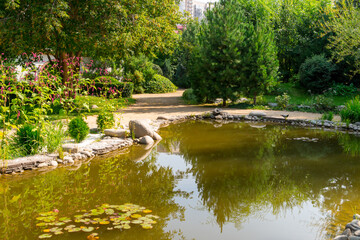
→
(85, 90, 340, 128)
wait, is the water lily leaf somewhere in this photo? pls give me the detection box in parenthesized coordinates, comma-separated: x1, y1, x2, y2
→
(141, 224, 153, 230)
(82, 227, 94, 232)
(68, 227, 81, 232)
(49, 227, 62, 233)
(114, 225, 123, 229)
(54, 222, 65, 226)
(43, 229, 51, 233)
(107, 227, 113, 230)
(39, 234, 52, 239)
(59, 217, 71, 222)
(74, 214, 84, 219)
(64, 225, 76, 230)
(123, 224, 131, 229)
(131, 220, 143, 224)
(121, 220, 130, 224)
(36, 223, 47, 227)
(131, 214, 141, 219)
(105, 209, 114, 215)
(143, 209, 152, 214)
(87, 233, 99, 240)
(54, 231, 63, 235)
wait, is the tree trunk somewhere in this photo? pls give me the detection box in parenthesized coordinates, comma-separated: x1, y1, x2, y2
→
(253, 95, 257, 105)
(59, 51, 69, 85)
(222, 97, 226, 107)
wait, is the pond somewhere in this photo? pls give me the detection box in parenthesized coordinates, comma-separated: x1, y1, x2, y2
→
(1, 120, 360, 240)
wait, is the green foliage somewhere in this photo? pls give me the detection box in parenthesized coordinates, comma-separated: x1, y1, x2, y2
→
(44, 122, 66, 153)
(96, 112, 115, 132)
(312, 95, 335, 112)
(321, 112, 334, 121)
(0, 0, 183, 71)
(327, 83, 358, 96)
(85, 82, 134, 98)
(340, 96, 360, 123)
(94, 76, 119, 84)
(124, 55, 158, 93)
(298, 54, 336, 93)
(68, 117, 89, 143)
(144, 75, 177, 93)
(189, 0, 279, 106)
(322, 0, 360, 76)
(272, 0, 332, 81)
(152, 64, 163, 76)
(275, 93, 291, 109)
(13, 124, 43, 156)
(182, 89, 198, 104)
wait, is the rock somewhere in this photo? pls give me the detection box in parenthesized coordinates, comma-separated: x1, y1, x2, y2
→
(68, 159, 75, 164)
(212, 108, 222, 116)
(334, 235, 349, 240)
(350, 236, 360, 240)
(63, 156, 73, 163)
(268, 102, 278, 108)
(215, 115, 223, 120)
(38, 163, 48, 168)
(129, 120, 154, 138)
(157, 116, 169, 120)
(337, 105, 346, 111)
(355, 230, 360, 236)
(57, 159, 63, 164)
(346, 220, 360, 232)
(91, 105, 99, 109)
(355, 122, 360, 126)
(139, 136, 154, 145)
(104, 129, 126, 138)
(249, 111, 266, 117)
(50, 161, 58, 167)
(354, 214, 360, 220)
(343, 228, 352, 237)
(152, 132, 162, 141)
(62, 144, 79, 153)
(80, 151, 93, 158)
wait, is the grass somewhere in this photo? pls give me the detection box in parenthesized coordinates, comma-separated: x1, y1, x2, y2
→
(48, 96, 136, 121)
(229, 83, 357, 112)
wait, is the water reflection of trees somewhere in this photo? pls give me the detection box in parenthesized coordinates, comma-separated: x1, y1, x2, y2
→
(0, 147, 185, 240)
(159, 121, 360, 235)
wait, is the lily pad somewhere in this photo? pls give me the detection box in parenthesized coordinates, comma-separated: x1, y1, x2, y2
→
(99, 221, 110, 225)
(131, 220, 143, 224)
(143, 209, 152, 214)
(68, 227, 82, 232)
(131, 214, 141, 219)
(82, 227, 95, 232)
(141, 224, 153, 230)
(36, 222, 47, 227)
(54, 231, 64, 235)
(123, 224, 131, 230)
(105, 209, 115, 215)
(38, 234, 52, 239)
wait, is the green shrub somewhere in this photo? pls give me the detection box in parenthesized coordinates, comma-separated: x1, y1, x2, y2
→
(340, 96, 360, 123)
(275, 93, 291, 109)
(321, 112, 334, 121)
(84, 82, 134, 98)
(182, 88, 198, 104)
(13, 124, 43, 155)
(95, 76, 119, 84)
(44, 122, 66, 153)
(97, 112, 115, 132)
(68, 117, 89, 143)
(298, 54, 336, 93)
(152, 64, 163, 76)
(312, 95, 335, 112)
(144, 74, 177, 93)
(327, 83, 357, 96)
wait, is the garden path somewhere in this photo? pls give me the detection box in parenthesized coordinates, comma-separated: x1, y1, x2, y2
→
(85, 90, 340, 128)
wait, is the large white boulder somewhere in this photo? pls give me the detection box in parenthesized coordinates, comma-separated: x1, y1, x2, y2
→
(129, 120, 154, 138)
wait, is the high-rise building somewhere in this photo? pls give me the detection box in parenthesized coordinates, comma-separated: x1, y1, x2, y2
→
(185, 0, 193, 17)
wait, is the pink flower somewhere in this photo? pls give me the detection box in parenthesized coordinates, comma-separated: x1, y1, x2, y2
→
(53, 209, 59, 213)
(17, 111, 20, 119)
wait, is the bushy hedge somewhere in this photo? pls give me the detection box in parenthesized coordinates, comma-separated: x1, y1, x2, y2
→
(68, 117, 89, 143)
(85, 81, 134, 98)
(144, 74, 177, 93)
(299, 54, 336, 93)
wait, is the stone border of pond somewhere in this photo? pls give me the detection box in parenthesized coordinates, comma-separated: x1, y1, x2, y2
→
(1, 108, 359, 177)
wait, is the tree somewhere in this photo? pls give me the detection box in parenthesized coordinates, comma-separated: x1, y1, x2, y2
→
(322, 0, 360, 76)
(189, 0, 278, 106)
(0, 0, 183, 83)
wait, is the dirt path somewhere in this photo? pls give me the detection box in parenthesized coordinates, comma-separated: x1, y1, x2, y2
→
(85, 90, 340, 128)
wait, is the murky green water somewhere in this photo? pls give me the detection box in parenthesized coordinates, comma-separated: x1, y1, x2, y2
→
(2, 121, 360, 240)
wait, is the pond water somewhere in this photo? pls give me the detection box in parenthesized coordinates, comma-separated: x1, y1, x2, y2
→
(2, 121, 360, 240)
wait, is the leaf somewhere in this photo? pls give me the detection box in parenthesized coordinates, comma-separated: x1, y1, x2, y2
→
(38, 234, 52, 239)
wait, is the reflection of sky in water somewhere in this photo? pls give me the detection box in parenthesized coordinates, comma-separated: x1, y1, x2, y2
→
(156, 152, 327, 240)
